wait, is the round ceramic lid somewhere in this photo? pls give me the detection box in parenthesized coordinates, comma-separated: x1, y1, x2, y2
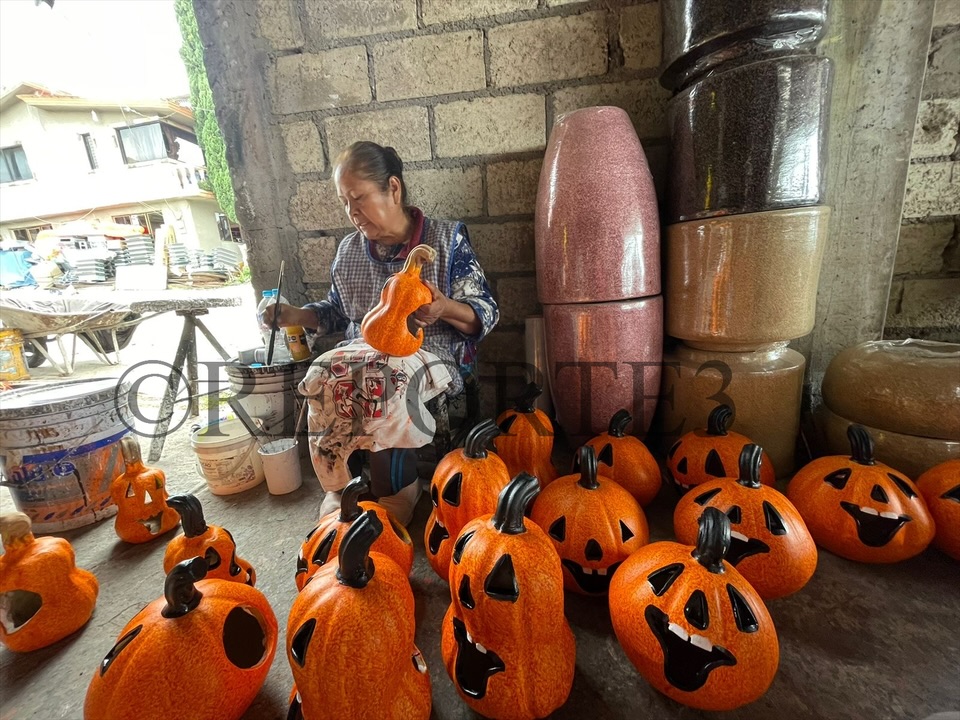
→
(0, 378, 127, 418)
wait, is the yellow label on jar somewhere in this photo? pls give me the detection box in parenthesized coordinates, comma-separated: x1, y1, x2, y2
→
(284, 326, 311, 361)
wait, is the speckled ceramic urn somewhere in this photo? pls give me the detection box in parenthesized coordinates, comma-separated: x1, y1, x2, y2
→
(665, 206, 830, 351)
(660, 0, 829, 90)
(666, 54, 833, 223)
(652, 342, 805, 477)
(544, 296, 662, 442)
(536, 106, 660, 305)
(823, 340, 960, 442)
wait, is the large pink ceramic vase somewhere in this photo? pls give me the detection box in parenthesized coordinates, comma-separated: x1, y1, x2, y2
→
(535, 106, 661, 304)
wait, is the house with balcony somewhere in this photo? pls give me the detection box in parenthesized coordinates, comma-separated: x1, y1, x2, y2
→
(0, 82, 231, 250)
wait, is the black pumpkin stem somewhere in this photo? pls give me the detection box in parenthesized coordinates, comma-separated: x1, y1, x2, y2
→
(167, 494, 208, 538)
(336, 510, 382, 589)
(706, 405, 733, 436)
(737, 444, 764, 489)
(608, 409, 632, 438)
(692, 507, 731, 574)
(464, 419, 501, 459)
(162, 556, 207, 618)
(492, 472, 540, 535)
(576, 445, 601, 490)
(847, 424, 876, 466)
(512, 382, 542, 414)
(339, 477, 369, 523)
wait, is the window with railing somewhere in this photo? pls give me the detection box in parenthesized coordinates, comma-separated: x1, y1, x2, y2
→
(112, 212, 164, 235)
(12, 224, 52, 244)
(1, 145, 33, 183)
(116, 121, 203, 166)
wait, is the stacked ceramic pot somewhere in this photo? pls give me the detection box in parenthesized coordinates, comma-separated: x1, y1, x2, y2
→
(653, 0, 833, 477)
(535, 106, 662, 443)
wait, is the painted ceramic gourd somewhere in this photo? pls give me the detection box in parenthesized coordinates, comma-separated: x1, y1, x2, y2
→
(666, 404, 776, 493)
(442, 473, 576, 720)
(84, 557, 278, 720)
(787, 424, 934, 564)
(425, 419, 512, 580)
(360, 244, 437, 357)
(110, 436, 180, 544)
(164, 494, 256, 585)
(586, 409, 663, 506)
(494, 382, 558, 487)
(287, 511, 431, 720)
(609, 507, 779, 711)
(530, 445, 649, 595)
(916, 459, 960, 561)
(0, 512, 98, 652)
(295, 476, 413, 590)
(674, 445, 817, 599)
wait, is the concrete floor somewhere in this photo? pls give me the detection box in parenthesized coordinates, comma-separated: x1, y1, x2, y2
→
(1, 287, 959, 719)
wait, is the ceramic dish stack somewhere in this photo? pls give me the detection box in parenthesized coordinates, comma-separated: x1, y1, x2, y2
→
(535, 106, 662, 443)
(652, 0, 832, 477)
(124, 236, 156, 266)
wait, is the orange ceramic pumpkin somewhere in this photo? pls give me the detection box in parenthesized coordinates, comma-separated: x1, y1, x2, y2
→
(674, 445, 817, 599)
(164, 494, 256, 585)
(295, 476, 413, 590)
(586, 409, 662, 506)
(287, 511, 431, 720)
(84, 556, 277, 720)
(110, 436, 180, 544)
(494, 383, 558, 487)
(530, 445, 649, 595)
(917, 459, 960, 560)
(425, 419, 511, 580)
(442, 473, 575, 720)
(666, 404, 776, 493)
(360, 244, 437, 357)
(787, 424, 934, 563)
(0, 512, 98, 652)
(610, 507, 780, 711)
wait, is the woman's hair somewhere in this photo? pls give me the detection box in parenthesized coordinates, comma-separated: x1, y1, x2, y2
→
(335, 141, 408, 205)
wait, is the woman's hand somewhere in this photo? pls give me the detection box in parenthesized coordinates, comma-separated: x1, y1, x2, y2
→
(411, 281, 482, 336)
(412, 281, 449, 328)
(261, 303, 319, 330)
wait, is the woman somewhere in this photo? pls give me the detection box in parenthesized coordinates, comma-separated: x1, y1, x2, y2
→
(264, 141, 499, 525)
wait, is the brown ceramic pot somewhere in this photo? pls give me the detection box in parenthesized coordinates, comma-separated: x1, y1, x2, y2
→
(544, 296, 662, 441)
(536, 106, 660, 305)
(652, 342, 805, 477)
(665, 206, 830, 351)
(822, 340, 960, 441)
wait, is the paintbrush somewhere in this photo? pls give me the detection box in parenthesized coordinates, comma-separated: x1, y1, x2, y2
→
(266, 260, 285, 365)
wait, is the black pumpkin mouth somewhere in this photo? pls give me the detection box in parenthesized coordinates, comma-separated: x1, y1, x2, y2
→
(560, 560, 622, 594)
(428, 518, 449, 555)
(0, 590, 43, 635)
(839, 502, 911, 548)
(726, 531, 770, 566)
(645, 605, 736, 692)
(452, 616, 505, 699)
(666, 469, 693, 495)
(136, 511, 165, 535)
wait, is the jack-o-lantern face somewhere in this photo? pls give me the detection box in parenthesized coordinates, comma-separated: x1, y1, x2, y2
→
(666, 405, 776, 493)
(441, 473, 575, 719)
(787, 425, 934, 563)
(110, 437, 180, 544)
(84, 557, 278, 720)
(530, 445, 649, 595)
(610, 508, 779, 712)
(494, 383, 558, 487)
(586, 409, 663, 506)
(164, 495, 256, 585)
(674, 445, 817, 599)
(295, 477, 413, 590)
(425, 419, 511, 580)
(915, 459, 960, 561)
(0, 512, 99, 653)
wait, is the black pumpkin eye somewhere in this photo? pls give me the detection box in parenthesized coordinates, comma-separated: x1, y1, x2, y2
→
(442, 473, 463, 506)
(498, 415, 517, 434)
(694, 488, 721, 506)
(290, 619, 316, 667)
(684, 590, 709, 630)
(125, 484, 136, 498)
(726, 505, 742, 524)
(312, 530, 336, 567)
(548, 517, 566, 542)
(762, 501, 787, 536)
(888, 474, 917, 499)
(824, 468, 851, 489)
(452, 530, 475, 565)
(870, 485, 888, 503)
(100, 625, 142, 676)
(647, 563, 684, 596)
(431, 484, 439, 507)
(458, 576, 475, 610)
(303, 525, 318, 543)
(705, 449, 726, 477)
(597, 443, 614, 466)
(204, 547, 222, 570)
(727, 584, 759, 633)
(620, 520, 634, 542)
(942, 485, 960, 503)
(676, 457, 688, 474)
(484, 555, 519, 602)
(296, 549, 308, 576)
(584, 539, 603, 562)
(667, 441, 681, 459)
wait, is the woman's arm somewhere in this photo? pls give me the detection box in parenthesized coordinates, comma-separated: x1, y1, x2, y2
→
(413, 282, 482, 335)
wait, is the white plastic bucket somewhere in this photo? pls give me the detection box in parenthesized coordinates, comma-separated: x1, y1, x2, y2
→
(258, 439, 302, 495)
(191, 418, 265, 495)
(225, 358, 310, 439)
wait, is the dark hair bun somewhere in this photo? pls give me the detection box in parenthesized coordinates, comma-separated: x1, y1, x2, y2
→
(384, 146, 403, 174)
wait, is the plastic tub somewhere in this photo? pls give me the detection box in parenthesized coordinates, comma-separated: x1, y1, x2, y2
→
(191, 418, 265, 495)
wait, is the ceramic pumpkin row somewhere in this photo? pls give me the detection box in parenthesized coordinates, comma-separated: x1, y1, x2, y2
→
(110, 436, 180, 544)
(917, 459, 960, 561)
(164, 494, 256, 585)
(586, 409, 663, 506)
(494, 383, 558, 487)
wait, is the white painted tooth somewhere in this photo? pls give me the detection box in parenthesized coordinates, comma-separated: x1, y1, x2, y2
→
(668, 623, 689, 641)
(437, 519, 445, 528)
(731, 531, 749, 542)
(880, 511, 900, 519)
(690, 635, 713, 652)
(475, 642, 487, 654)
(597, 568, 608, 576)
(466, 630, 473, 644)
(861, 506, 879, 516)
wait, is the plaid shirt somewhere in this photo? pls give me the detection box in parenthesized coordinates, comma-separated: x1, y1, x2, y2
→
(304, 211, 499, 395)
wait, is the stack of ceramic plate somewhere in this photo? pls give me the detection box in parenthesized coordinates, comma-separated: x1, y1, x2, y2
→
(214, 245, 241, 271)
(74, 259, 107, 283)
(167, 243, 191, 268)
(191, 250, 215, 271)
(124, 237, 155, 266)
(113, 249, 130, 266)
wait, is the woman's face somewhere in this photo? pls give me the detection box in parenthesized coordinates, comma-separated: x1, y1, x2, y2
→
(334, 167, 404, 242)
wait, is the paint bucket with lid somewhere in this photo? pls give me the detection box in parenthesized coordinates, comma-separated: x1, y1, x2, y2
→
(191, 417, 265, 495)
(224, 358, 310, 439)
(0, 328, 29, 381)
(0, 378, 132, 532)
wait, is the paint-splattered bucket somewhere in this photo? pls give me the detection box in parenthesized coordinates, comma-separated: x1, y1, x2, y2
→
(0, 379, 133, 532)
(0, 328, 29, 381)
(191, 418, 265, 496)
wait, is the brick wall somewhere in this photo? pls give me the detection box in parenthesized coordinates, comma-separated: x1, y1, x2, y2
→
(885, 0, 960, 342)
